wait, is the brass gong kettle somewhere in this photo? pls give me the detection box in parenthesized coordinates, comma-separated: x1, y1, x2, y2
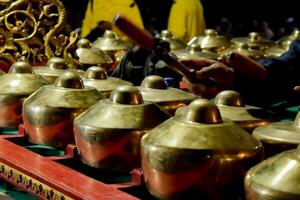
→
(23, 72, 104, 147)
(0, 61, 48, 128)
(74, 86, 169, 171)
(141, 99, 262, 200)
(245, 145, 300, 200)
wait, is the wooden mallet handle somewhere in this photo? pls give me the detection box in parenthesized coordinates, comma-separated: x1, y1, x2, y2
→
(113, 14, 198, 83)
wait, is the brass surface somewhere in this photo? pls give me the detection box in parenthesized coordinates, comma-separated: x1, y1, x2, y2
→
(77, 38, 91, 48)
(277, 29, 300, 49)
(86, 66, 107, 79)
(0, 69, 4, 76)
(216, 105, 278, 133)
(0, 61, 48, 128)
(253, 112, 300, 157)
(221, 42, 265, 61)
(245, 146, 300, 200)
(253, 113, 300, 144)
(184, 99, 222, 123)
(142, 99, 262, 199)
(53, 71, 84, 89)
(67, 68, 86, 78)
(231, 32, 275, 51)
(189, 29, 231, 53)
(83, 66, 133, 97)
(174, 43, 219, 60)
(8, 61, 34, 74)
(160, 30, 186, 50)
(23, 72, 104, 147)
(110, 86, 143, 105)
(215, 90, 278, 132)
(33, 57, 68, 83)
(74, 85, 169, 171)
(92, 30, 132, 51)
(75, 46, 113, 66)
(140, 75, 167, 89)
(0, 70, 47, 95)
(214, 90, 244, 107)
(265, 46, 287, 58)
(138, 75, 197, 115)
(177, 91, 278, 132)
(91, 30, 131, 71)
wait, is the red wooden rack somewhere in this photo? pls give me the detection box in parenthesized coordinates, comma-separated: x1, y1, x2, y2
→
(0, 125, 144, 200)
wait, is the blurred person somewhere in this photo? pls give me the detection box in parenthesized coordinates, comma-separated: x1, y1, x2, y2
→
(112, 37, 300, 108)
(61, 0, 88, 30)
(215, 17, 233, 38)
(183, 39, 300, 107)
(252, 19, 274, 40)
(278, 17, 297, 37)
(81, 0, 206, 42)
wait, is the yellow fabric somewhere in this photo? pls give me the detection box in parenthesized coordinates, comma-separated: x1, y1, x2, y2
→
(81, 0, 206, 42)
(168, 0, 206, 42)
(81, 0, 144, 41)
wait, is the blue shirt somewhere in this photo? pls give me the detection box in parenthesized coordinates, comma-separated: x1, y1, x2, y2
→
(237, 39, 300, 107)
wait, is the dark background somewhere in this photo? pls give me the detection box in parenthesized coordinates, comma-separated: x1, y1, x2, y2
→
(61, 0, 300, 40)
(201, 0, 299, 39)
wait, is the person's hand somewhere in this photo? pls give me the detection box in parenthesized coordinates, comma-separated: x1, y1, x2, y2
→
(222, 52, 268, 81)
(180, 58, 235, 98)
(180, 52, 268, 98)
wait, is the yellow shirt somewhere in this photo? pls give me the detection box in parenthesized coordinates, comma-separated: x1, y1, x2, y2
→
(81, 0, 205, 42)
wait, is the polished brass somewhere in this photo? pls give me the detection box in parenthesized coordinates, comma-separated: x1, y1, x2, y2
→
(33, 57, 68, 83)
(0, 61, 48, 128)
(253, 111, 300, 157)
(177, 90, 278, 132)
(92, 30, 132, 70)
(277, 29, 300, 49)
(54, 72, 84, 89)
(232, 32, 275, 51)
(138, 75, 197, 115)
(245, 145, 300, 200)
(214, 91, 278, 133)
(83, 66, 133, 97)
(215, 90, 244, 106)
(77, 38, 91, 49)
(74, 85, 169, 171)
(189, 29, 231, 53)
(221, 42, 265, 61)
(92, 30, 132, 51)
(67, 68, 87, 78)
(23, 71, 104, 147)
(142, 99, 262, 200)
(264, 30, 299, 58)
(75, 38, 113, 68)
(265, 46, 287, 58)
(8, 61, 33, 74)
(0, 0, 78, 64)
(159, 30, 186, 51)
(173, 43, 219, 60)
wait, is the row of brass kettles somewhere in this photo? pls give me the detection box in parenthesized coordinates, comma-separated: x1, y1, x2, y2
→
(2, 1, 300, 198)
(2, 26, 300, 200)
(1, 58, 298, 199)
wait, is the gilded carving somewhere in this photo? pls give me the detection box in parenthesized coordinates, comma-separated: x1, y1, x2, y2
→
(0, 0, 79, 68)
(0, 162, 72, 200)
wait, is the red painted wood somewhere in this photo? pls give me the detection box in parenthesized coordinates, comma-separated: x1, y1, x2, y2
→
(0, 139, 139, 200)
